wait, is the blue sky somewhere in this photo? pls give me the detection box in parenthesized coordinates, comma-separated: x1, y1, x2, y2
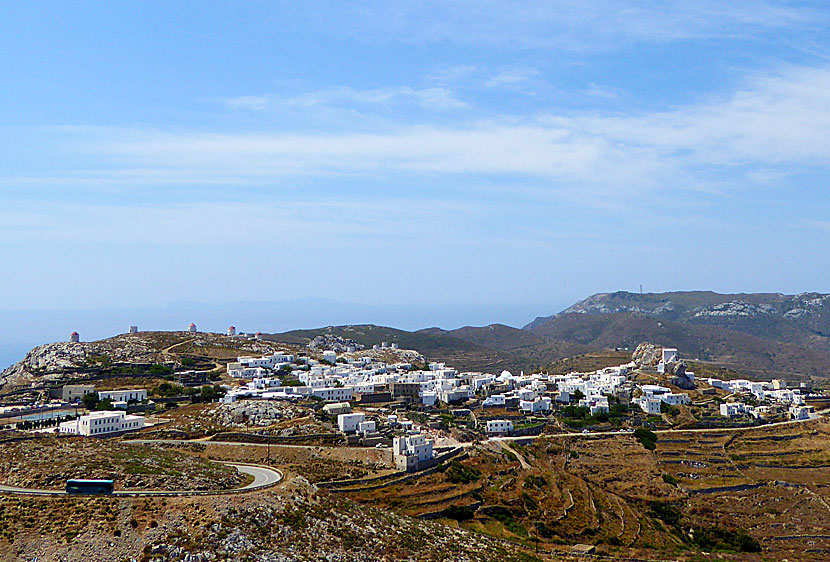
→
(1, 1, 830, 361)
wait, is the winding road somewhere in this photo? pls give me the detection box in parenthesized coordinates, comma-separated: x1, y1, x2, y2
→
(0, 462, 282, 497)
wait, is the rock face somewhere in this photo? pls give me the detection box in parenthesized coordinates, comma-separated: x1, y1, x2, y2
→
(308, 334, 365, 352)
(667, 361, 696, 389)
(0, 337, 159, 391)
(0, 331, 293, 394)
(631, 342, 662, 368)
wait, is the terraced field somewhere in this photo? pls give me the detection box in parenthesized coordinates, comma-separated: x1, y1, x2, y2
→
(654, 419, 830, 560)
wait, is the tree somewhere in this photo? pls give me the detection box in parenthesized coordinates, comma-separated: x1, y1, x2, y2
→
(96, 398, 114, 411)
(82, 392, 99, 411)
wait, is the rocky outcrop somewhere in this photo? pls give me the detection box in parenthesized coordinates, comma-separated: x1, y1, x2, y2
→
(0, 338, 159, 391)
(308, 334, 365, 352)
(693, 301, 776, 318)
(631, 342, 662, 368)
(667, 361, 696, 390)
(0, 331, 294, 394)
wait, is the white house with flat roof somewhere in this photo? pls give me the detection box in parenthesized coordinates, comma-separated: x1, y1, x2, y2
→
(58, 411, 145, 436)
(486, 419, 513, 434)
(98, 389, 147, 403)
(337, 412, 365, 433)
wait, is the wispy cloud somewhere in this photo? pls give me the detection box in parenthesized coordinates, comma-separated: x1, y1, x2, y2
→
(12, 65, 830, 204)
(485, 67, 540, 88)
(321, 1, 820, 50)
(219, 86, 468, 113)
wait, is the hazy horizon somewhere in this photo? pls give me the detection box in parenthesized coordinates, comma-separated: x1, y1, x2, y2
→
(2, 2, 829, 330)
(0, 298, 570, 369)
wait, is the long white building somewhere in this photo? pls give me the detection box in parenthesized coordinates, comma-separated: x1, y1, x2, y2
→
(58, 411, 145, 436)
(98, 389, 148, 403)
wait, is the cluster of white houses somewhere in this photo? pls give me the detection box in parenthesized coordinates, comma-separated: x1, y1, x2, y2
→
(223, 346, 819, 437)
(714, 377, 815, 420)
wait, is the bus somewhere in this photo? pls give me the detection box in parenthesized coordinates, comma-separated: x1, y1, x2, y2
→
(65, 479, 114, 495)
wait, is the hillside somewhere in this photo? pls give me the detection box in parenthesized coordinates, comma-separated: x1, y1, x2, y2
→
(529, 290, 830, 345)
(266, 324, 584, 373)
(0, 331, 296, 396)
(526, 291, 830, 380)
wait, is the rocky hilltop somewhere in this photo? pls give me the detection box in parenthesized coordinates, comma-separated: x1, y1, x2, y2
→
(0, 331, 287, 395)
(552, 290, 830, 326)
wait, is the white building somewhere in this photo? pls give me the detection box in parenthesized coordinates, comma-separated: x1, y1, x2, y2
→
(579, 396, 610, 416)
(128, 325, 139, 334)
(228, 365, 269, 379)
(58, 411, 145, 436)
(312, 386, 353, 402)
(393, 432, 434, 472)
(660, 393, 691, 406)
(228, 325, 237, 336)
(358, 420, 376, 435)
(483, 394, 506, 407)
(720, 402, 749, 417)
(789, 405, 814, 420)
(188, 323, 197, 333)
(322, 350, 338, 364)
(520, 397, 551, 413)
(486, 419, 514, 434)
(337, 412, 366, 433)
(635, 397, 662, 415)
(98, 389, 148, 403)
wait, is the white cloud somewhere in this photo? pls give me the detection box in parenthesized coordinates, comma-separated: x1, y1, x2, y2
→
(220, 85, 467, 112)
(321, 1, 819, 50)
(485, 67, 540, 88)
(547, 65, 830, 166)
(17, 64, 830, 202)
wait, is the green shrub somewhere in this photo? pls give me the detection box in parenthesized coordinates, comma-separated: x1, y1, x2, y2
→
(443, 504, 475, 521)
(692, 526, 761, 553)
(649, 501, 682, 528)
(445, 461, 481, 484)
(634, 427, 658, 450)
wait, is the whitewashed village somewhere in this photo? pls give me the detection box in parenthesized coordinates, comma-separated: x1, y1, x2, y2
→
(2, 325, 820, 478)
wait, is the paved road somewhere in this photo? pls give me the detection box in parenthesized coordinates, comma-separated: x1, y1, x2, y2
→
(0, 463, 282, 497)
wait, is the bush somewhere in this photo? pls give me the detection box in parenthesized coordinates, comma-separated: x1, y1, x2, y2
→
(445, 461, 481, 484)
(148, 364, 174, 375)
(634, 427, 658, 450)
(649, 501, 682, 528)
(443, 504, 475, 521)
(661, 402, 680, 416)
(692, 526, 761, 553)
(662, 473, 679, 487)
